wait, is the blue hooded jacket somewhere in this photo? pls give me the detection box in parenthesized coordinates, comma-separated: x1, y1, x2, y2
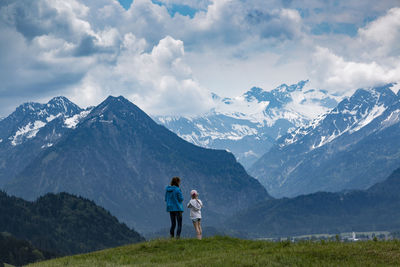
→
(165, 185, 184, 212)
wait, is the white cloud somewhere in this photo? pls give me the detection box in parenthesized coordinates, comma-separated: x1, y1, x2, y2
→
(286, 0, 400, 26)
(0, 0, 308, 116)
(308, 7, 400, 93)
(358, 7, 400, 60)
(0, 0, 399, 117)
(71, 35, 213, 116)
(309, 47, 400, 94)
(183, 1, 304, 46)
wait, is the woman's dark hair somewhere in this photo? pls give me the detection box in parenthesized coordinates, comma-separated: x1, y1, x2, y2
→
(170, 177, 181, 187)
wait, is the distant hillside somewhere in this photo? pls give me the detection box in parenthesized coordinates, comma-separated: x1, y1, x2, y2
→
(5, 96, 269, 233)
(228, 168, 400, 237)
(0, 191, 143, 256)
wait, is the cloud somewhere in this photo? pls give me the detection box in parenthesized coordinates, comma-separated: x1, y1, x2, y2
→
(0, 0, 399, 118)
(0, 0, 307, 116)
(3, 0, 92, 41)
(180, 0, 304, 48)
(118, 0, 304, 50)
(287, 0, 400, 26)
(358, 7, 400, 60)
(309, 46, 400, 94)
(0, 0, 123, 116)
(308, 7, 400, 93)
(0, 0, 98, 93)
(71, 35, 214, 116)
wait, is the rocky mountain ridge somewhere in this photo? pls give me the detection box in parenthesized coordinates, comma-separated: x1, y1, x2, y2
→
(155, 80, 340, 168)
(250, 83, 400, 197)
(0, 97, 91, 187)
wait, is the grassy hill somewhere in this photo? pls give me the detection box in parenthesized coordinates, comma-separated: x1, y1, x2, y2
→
(28, 236, 400, 266)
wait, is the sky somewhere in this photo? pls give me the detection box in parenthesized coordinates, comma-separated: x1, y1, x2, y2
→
(0, 0, 399, 117)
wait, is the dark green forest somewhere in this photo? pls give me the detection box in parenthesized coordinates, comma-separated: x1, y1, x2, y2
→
(0, 191, 144, 265)
(0, 232, 54, 266)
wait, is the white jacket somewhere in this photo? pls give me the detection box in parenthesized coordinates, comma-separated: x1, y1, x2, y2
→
(187, 198, 203, 219)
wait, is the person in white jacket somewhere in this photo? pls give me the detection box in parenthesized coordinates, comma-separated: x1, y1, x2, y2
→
(187, 189, 203, 240)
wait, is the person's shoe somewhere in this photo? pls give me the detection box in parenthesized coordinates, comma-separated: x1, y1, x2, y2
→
(176, 236, 180, 240)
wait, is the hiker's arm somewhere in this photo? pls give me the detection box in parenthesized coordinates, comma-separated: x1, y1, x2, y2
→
(192, 200, 201, 210)
(177, 189, 183, 203)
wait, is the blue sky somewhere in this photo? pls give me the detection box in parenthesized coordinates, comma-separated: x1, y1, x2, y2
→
(119, 0, 199, 17)
(118, 0, 133, 10)
(151, 1, 199, 18)
(0, 0, 399, 116)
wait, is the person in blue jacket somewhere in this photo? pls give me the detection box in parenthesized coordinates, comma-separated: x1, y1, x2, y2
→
(165, 176, 184, 238)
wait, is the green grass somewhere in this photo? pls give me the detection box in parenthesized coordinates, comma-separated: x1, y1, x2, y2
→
(28, 236, 400, 266)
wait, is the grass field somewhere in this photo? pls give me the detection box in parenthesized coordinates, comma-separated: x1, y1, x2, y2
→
(28, 236, 400, 266)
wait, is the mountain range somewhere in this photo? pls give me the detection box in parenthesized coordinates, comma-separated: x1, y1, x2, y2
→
(2, 83, 400, 238)
(155, 80, 339, 168)
(250, 84, 400, 198)
(228, 167, 400, 238)
(1, 96, 269, 233)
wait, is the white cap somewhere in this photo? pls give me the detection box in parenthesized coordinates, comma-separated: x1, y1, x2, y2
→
(190, 189, 198, 196)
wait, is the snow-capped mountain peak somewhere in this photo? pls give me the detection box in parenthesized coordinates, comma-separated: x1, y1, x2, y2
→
(242, 80, 309, 107)
(250, 83, 400, 198)
(243, 87, 267, 103)
(155, 80, 341, 168)
(0, 97, 85, 146)
(47, 96, 81, 116)
(281, 84, 399, 150)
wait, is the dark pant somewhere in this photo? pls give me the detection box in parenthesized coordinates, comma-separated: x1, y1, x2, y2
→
(169, 211, 182, 238)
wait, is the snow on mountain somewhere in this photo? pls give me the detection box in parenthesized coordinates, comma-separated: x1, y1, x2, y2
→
(11, 120, 48, 146)
(281, 84, 399, 151)
(0, 97, 89, 147)
(0, 96, 89, 187)
(211, 80, 338, 125)
(64, 109, 93, 129)
(390, 83, 400, 94)
(155, 80, 340, 168)
(381, 109, 400, 129)
(250, 83, 400, 198)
